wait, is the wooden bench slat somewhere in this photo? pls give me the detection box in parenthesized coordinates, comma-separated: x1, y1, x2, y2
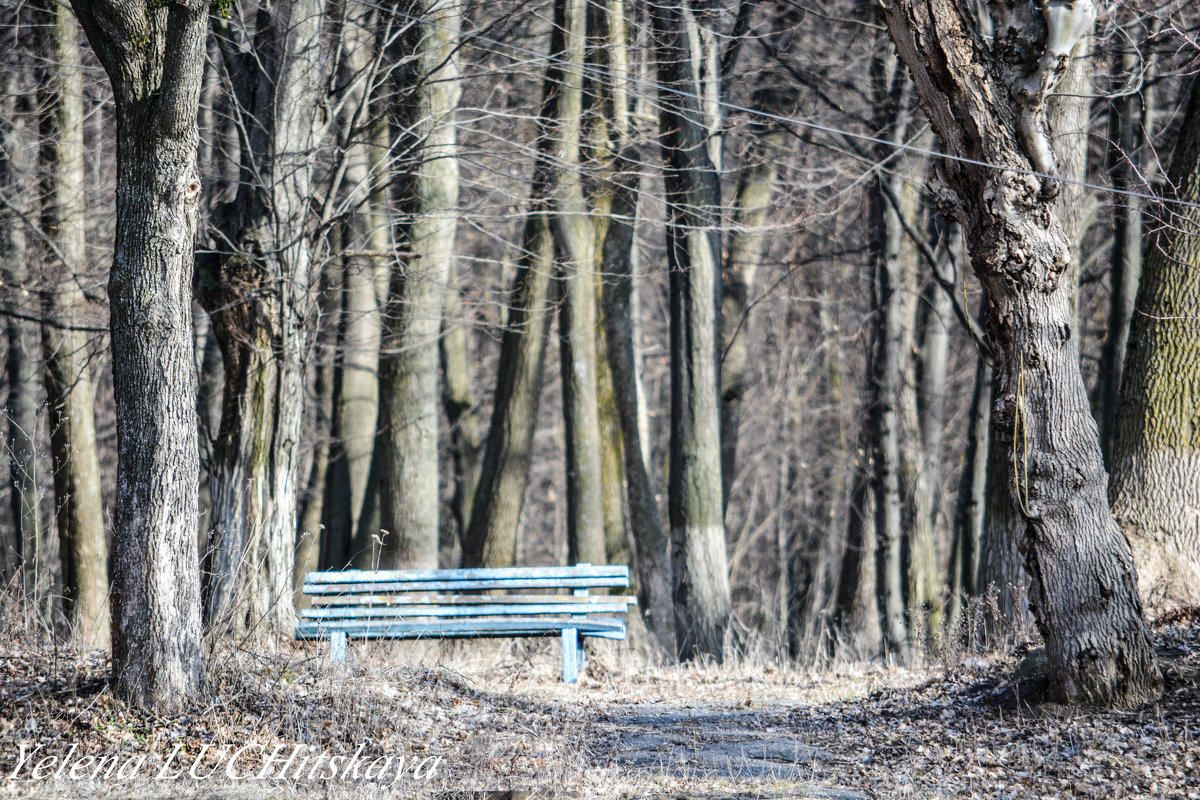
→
(295, 617, 627, 640)
(303, 577, 629, 594)
(302, 602, 633, 619)
(312, 593, 637, 607)
(303, 565, 628, 585)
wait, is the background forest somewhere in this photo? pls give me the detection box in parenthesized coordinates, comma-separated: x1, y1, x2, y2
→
(2, 0, 1200, 711)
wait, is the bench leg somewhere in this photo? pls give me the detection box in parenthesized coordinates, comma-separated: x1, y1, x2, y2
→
(330, 631, 347, 662)
(562, 628, 578, 683)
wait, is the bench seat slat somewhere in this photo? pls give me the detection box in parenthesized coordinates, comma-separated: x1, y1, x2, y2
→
(304, 577, 629, 594)
(312, 593, 637, 607)
(295, 617, 626, 640)
(303, 565, 628, 585)
(302, 602, 632, 619)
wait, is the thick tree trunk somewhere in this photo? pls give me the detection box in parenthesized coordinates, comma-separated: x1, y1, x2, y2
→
(70, 0, 208, 710)
(1110, 76, 1200, 608)
(0, 88, 43, 593)
(201, 0, 329, 633)
(882, 0, 1161, 707)
(978, 31, 1091, 637)
(652, 0, 732, 662)
(36, 0, 109, 648)
(375, 0, 462, 570)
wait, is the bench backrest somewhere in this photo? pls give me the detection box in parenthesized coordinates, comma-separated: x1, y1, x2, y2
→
(300, 564, 634, 623)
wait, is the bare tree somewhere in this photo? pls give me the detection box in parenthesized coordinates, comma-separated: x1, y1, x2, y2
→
(200, 0, 331, 633)
(375, 0, 463, 569)
(69, 0, 207, 710)
(35, 0, 109, 647)
(652, 0, 732, 661)
(880, 0, 1161, 706)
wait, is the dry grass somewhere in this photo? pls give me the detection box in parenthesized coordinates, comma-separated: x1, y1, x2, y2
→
(2, 592, 1199, 800)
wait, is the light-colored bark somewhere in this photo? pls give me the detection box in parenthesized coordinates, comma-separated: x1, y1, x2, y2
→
(882, 0, 1160, 707)
(551, 0, 605, 567)
(201, 0, 330, 634)
(652, 0, 732, 661)
(35, 0, 109, 648)
(375, 0, 462, 570)
(70, 0, 208, 710)
(323, 4, 385, 569)
(1110, 76, 1200, 608)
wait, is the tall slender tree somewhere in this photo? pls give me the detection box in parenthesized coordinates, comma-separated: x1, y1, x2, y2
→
(1, 73, 43, 594)
(652, 0, 732, 661)
(35, 0, 109, 647)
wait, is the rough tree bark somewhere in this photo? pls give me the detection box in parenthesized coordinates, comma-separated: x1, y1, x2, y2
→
(881, 0, 1161, 707)
(1109, 76, 1200, 608)
(200, 0, 329, 633)
(35, 0, 109, 647)
(375, 0, 463, 570)
(69, 0, 207, 710)
(652, 0, 732, 661)
(978, 25, 1091, 637)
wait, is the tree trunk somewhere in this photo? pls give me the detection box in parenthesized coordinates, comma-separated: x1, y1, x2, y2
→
(947, 317, 990, 634)
(882, 0, 1161, 707)
(322, 4, 385, 569)
(1110, 76, 1200, 608)
(375, 0, 462, 570)
(978, 28, 1091, 638)
(592, 12, 674, 642)
(35, 0, 109, 647)
(70, 0, 208, 711)
(1097, 43, 1152, 461)
(868, 56, 912, 662)
(200, 0, 329, 633)
(652, 0, 732, 661)
(551, 0, 605, 567)
(463, 8, 586, 568)
(720, 128, 787, 506)
(440, 281, 483, 551)
(0, 86, 43, 594)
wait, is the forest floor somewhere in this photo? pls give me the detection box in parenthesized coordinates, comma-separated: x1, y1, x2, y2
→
(1, 609, 1198, 800)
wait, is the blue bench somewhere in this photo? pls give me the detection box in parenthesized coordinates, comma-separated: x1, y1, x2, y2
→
(295, 564, 634, 683)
